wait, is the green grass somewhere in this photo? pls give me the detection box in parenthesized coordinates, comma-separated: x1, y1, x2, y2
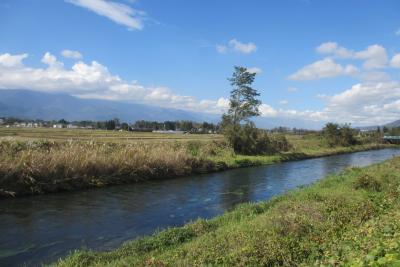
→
(54, 157, 400, 267)
(0, 128, 395, 197)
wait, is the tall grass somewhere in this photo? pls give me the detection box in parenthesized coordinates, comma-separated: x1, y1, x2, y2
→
(0, 133, 395, 197)
(0, 139, 229, 197)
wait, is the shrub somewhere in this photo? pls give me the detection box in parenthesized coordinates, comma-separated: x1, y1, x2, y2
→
(322, 123, 358, 147)
(270, 134, 292, 152)
(354, 174, 382, 192)
(224, 123, 274, 155)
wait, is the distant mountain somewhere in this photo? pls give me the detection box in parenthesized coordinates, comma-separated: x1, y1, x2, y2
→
(0, 89, 325, 129)
(357, 119, 400, 131)
(0, 89, 218, 123)
(384, 119, 400, 128)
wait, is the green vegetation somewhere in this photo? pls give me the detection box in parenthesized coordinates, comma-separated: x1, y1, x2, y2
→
(221, 66, 284, 155)
(54, 156, 400, 267)
(322, 123, 357, 147)
(0, 127, 394, 197)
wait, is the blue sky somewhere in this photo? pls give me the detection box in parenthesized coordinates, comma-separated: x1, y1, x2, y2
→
(0, 0, 400, 126)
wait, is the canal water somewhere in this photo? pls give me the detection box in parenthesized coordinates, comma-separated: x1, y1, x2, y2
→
(1, 148, 400, 266)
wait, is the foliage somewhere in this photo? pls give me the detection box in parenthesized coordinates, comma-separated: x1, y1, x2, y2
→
(132, 120, 218, 133)
(222, 66, 268, 155)
(227, 66, 261, 124)
(322, 122, 358, 147)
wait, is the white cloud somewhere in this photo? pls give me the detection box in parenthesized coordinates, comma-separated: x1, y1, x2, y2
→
(258, 81, 400, 125)
(246, 67, 262, 74)
(258, 104, 328, 122)
(288, 87, 298, 92)
(355, 71, 391, 82)
(316, 42, 353, 58)
(288, 58, 358, 80)
(316, 42, 388, 69)
(0, 52, 228, 114)
(0, 53, 28, 68)
(229, 39, 257, 54)
(320, 81, 400, 125)
(217, 39, 257, 54)
(354, 45, 388, 69)
(391, 53, 400, 68)
(61, 49, 83, 59)
(395, 28, 400, 36)
(279, 100, 288, 105)
(41, 52, 64, 69)
(66, 0, 145, 30)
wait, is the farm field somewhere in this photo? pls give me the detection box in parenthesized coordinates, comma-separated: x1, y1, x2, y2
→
(0, 127, 223, 143)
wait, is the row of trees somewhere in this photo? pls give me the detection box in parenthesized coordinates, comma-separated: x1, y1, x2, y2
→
(0, 117, 218, 133)
(132, 120, 218, 133)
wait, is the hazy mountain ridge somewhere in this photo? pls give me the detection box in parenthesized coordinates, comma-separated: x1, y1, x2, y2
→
(0, 89, 326, 129)
(0, 89, 218, 123)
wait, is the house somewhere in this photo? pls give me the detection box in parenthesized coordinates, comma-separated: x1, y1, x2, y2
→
(53, 124, 63, 128)
(152, 130, 185, 134)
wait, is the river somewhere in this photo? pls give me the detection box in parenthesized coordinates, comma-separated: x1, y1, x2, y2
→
(1, 148, 400, 266)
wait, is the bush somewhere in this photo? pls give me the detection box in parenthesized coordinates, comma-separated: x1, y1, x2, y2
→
(270, 134, 292, 152)
(354, 174, 382, 192)
(223, 123, 291, 155)
(322, 123, 358, 147)
(222, 123, 266, 155)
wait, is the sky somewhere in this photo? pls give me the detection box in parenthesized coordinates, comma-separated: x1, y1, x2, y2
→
(0, 0, 400, 127)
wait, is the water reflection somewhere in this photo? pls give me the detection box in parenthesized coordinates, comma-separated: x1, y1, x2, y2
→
(1, 148, 399, 266)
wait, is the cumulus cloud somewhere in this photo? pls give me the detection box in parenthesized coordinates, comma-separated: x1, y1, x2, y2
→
(316, 42, 388, 69)
(61, 49, 83, 59)
(288, 58, 358, 80)
(216, 39, 257, 54)
(258, 104, 328, 122)
(41, 52, 64, 69)
(320, 81, 400, 125)
(0, 53, 28, 68)
(354, 45, 388, 69)
(391, 53, 400, 68)
(229, 39, 257, 54)
(258, 81, 400, 125)
(0, 52, 228, 114)
(316, 42, 353, 58)
(66, 0, 146, 30)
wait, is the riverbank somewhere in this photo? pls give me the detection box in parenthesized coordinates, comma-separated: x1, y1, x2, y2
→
(0, 133, 396, 197)
(55, 156, 400, 266)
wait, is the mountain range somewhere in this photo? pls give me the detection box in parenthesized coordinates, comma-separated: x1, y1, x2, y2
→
(0, 89, 326, 129)
(0, 89, 218, 123)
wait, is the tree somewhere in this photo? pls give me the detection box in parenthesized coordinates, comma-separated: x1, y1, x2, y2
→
(222, 66, 268, 154)
(227, 66, 261, 125)
(105, 120, 116, 130)
(322, 123, 357, 147)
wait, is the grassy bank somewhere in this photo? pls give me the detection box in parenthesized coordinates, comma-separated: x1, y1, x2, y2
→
(55, 156, 400, 266)
(0, 128, 395, 197)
